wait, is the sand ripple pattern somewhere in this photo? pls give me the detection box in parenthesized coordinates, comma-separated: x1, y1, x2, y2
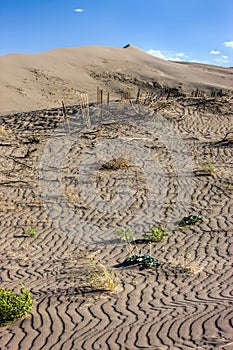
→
(0, 99, 232, 350)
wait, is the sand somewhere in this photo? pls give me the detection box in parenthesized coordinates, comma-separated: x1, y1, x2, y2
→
(0, 46, 233, 350)
(0, 44, 232, 114)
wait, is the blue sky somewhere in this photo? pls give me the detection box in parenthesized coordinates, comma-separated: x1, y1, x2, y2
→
(1, 0, 233, 66)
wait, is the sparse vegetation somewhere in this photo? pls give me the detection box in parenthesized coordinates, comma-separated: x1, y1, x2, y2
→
(0, 126, 8, 135)
(143, 226, 166, 243)
(115, 228, 139, 257)
(114, 228, 160, 269)
(0, 284, 34, 326)
(201, 161, 215, 174)
(89, 263, 119, 291)
(115, 229, 134, 242)
(169, 257, 203, 275)
(101, 157, 130, 170)
(179, 215, 203, 226)
(28, 134, 40, 143)
(117, 254, 160, 269)
(24, 227, 36, 237)
(221, 181, 233, 191)
(68, 253, 119, 292)
(194, 161, 215, 176)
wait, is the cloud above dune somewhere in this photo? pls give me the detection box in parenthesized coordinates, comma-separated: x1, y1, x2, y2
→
(210, 50, 220, 55)
(223, 41, 233, 48)
(148, 47, 232, 66)
(214, 55, 230, 64)
(147, 49, 188, 61)
(74, 8, 84, 13)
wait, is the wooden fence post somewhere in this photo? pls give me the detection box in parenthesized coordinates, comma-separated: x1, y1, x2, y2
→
(136, 88, 140, 104)
(62, 100, 67, 118)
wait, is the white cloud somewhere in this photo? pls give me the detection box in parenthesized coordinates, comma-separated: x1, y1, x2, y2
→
(177, 52, 185, 57)
(74, 8, 84, 12)
(210, 50, 220, 55)
(147, 49, 188, 61)
(224, 41, 233, 48)
(214, 55, 230, 64)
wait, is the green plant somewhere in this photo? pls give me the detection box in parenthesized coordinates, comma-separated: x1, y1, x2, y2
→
(115, 229, 139, 257)
(24, 227, 36, 237)
(0, 284, 34, 326)
(115, 229, 134, 242)
(222, 181, 233, 190)
(202, 161, 215, 174)
(143, 226, 166, 242)
(116, 254, 160, 270)
(30, 134, 40, 143)
(114, 228, 160, 270)
(195, 161, 215, 175)
(179, 215, 203, 226)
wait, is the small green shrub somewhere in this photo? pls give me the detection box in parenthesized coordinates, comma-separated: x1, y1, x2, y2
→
(117, 254, 160, 269)
(202, 161, 215, 174)
(0, 284, 34, 326)
(195, 161, 215, 176)
(29, 134, 40, 143)
(115, 229, 134, 242)
(143, 226, 166, 242)
(24, 227, 36, 237)
(179, 214, 203, 226)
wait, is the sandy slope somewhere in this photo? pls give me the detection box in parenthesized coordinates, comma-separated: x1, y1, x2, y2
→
(0, 44, 233, 114)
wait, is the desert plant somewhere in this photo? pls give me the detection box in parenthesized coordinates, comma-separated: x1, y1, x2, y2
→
(29, 134, 39, 143)
(169, 257, 203, 275)
(0, 284, 34, 326)
(201, 161, 215, 174)
(115, 229, 139, 257)
(101, 157, 130, 170)
(221, 181, 233, 190)
(115, 229, 134, 242)
(24, 227, 36, 237)
(179, 214, 203, 226)
(195, 161, 215, 176)
(116, 254, 160, 270)
(89, 263, 118, 291)
(143, 226, 166, 242)
(0, 126, 8, 135)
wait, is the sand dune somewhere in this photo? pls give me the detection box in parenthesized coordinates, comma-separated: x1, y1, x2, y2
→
(0, 44, 233, 349)
(0, 44, 232, 114)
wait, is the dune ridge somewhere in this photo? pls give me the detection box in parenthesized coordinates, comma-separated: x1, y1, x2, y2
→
(0, 44, 232, 114)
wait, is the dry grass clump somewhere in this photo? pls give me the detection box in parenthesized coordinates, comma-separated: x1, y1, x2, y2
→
(101, 157, 130, 170)
(169, 257, 203, 275)
(65, 186, 80, 205)
(0, 126, 9, 136)
(194, 161, 215, 176)
(63, 253, 119, 292)
(88, 262, 119, 292)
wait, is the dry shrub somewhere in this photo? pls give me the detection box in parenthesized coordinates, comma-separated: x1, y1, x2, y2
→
(64, 253, 119, 292)
(0, 126, 8, 136)
(101, 157, 130, 170)
(169, 257, 203, 275)
(88, 262, 119, 292)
